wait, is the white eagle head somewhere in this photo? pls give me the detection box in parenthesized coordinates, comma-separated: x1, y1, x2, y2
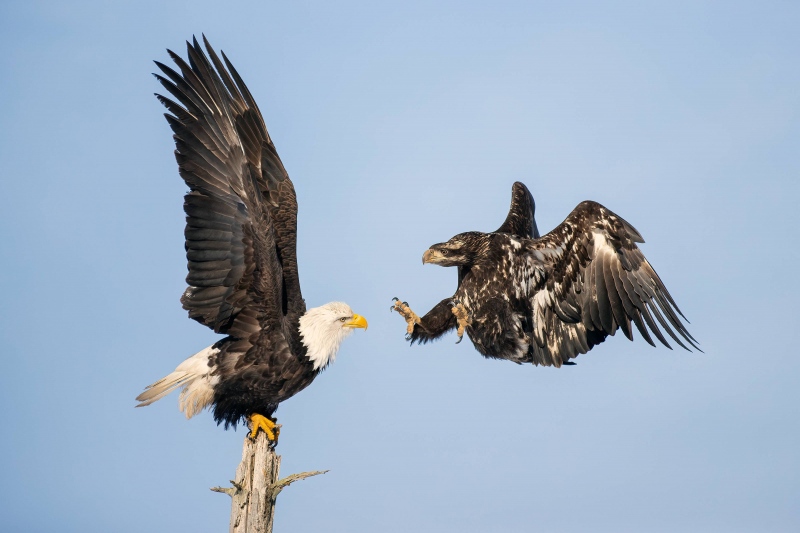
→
(299, 301, 367, 370)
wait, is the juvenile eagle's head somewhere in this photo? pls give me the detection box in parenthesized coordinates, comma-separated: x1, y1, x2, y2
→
(422, 232, 488, 267)
(299, 302, 367, 370)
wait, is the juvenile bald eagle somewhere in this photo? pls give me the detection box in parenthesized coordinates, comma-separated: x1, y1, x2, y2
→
(392, 182, 697, 365)
(135, 37, 367, 444)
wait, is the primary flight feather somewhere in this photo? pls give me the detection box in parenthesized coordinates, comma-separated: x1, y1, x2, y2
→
(135, 36, 367, 444)
(392, 182, 697, 366)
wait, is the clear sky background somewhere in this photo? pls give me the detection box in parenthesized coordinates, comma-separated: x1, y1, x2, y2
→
(1, 1, 798, 532)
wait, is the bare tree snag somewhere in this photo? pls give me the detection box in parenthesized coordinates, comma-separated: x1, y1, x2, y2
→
(211, 432, 328, 533)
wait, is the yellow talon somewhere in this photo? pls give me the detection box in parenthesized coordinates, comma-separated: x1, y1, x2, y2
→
(450, 302, 472, 342)
(248, 413, 281, 442)
(392, 299, 421, 334)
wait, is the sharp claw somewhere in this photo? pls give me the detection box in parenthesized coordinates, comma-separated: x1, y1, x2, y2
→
(455, 336, 463, 344)
(390, 305, 395, 312)
(402, 301, 408, 306)
(392, 297, 399, 302)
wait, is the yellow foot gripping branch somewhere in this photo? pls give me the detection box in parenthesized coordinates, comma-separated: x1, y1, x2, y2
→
(248, 413, 281, 444)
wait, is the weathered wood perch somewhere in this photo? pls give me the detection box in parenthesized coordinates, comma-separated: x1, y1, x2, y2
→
(211, 432, 328, 533)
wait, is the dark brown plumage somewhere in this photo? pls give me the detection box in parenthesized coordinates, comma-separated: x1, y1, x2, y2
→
(136, 37, 366, 438)
(394, 182, 698, 366)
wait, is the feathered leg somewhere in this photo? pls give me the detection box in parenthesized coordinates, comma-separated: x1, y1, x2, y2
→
(469, 298, 530, 362)
(392, 297, 457, 344)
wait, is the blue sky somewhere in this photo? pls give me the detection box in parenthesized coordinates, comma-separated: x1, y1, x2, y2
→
(1, 1, 798, 531)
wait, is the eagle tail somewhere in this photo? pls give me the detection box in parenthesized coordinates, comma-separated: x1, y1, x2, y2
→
(135, 345, 219, 419)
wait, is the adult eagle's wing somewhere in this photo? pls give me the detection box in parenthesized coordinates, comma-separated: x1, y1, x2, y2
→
(154, 36, 303, 342)
(527, 201, 698, 366)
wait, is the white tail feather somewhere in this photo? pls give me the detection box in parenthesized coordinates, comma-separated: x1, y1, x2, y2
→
(135, 346, 219, 419)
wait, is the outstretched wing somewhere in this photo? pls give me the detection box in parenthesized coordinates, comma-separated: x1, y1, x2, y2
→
(459, 182, 541, 285)
(154, 36, 304, 343)
(495, 181, 540, 239)
(526, 201, 698, 366)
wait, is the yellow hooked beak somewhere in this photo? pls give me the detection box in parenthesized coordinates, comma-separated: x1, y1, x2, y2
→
(422, 249, 435, 264)
(343, 313, 368, 330)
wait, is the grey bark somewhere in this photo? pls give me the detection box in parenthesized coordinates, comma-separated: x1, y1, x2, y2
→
(211, 432, 327, 533)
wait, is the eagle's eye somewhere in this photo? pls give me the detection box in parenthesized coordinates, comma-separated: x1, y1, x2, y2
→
(339, 317, 347, 322)
(440, 249, 449, 256)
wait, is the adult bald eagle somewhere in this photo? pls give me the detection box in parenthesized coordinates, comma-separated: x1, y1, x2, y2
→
(135, 37, 367, 444)
(392, 182, 698, 365)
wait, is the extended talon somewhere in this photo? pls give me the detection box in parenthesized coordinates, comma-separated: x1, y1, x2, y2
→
(249, 413, 281, 445)
(392, 298, 421, 335)
(450, 302, 472, 344)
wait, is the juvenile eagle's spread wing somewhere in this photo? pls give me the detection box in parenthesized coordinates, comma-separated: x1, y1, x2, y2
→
(527, 201, 699, 366)
(496, 181, 540, 239)
(154, 36, 303, 347)
(458, 182, 540, 286)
